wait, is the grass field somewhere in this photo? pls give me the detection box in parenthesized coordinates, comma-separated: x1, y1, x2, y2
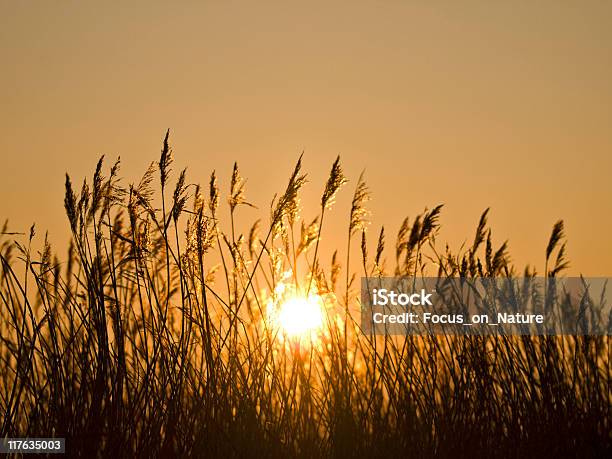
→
(1, 133, 610, 457)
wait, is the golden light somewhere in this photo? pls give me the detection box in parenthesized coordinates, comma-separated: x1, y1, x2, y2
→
(265, 272, 327, 341)
(262, 270, 335, 348)
(274, 295, 325, 339)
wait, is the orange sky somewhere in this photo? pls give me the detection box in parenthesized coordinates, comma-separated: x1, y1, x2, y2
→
(1, 1, 611, 275)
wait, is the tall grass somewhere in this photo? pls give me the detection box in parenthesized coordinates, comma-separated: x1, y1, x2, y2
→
(0, 133, 610, 457)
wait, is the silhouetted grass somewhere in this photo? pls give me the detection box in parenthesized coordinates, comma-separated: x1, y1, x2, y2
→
(0, 133, 610, 457)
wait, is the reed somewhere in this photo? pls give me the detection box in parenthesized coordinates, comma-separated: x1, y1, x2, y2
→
(0, 133, 609, 457)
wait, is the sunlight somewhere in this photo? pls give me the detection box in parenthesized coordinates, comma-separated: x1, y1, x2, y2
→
(266, 272, 326, 341)
(275, 295, 325, 338)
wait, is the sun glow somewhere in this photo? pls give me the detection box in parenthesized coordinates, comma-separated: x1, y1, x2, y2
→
(266, 272, 327, 341)
(275, 295, 325, 338)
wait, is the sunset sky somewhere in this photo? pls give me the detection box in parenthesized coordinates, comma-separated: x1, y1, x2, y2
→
(1, 1, 611, 275)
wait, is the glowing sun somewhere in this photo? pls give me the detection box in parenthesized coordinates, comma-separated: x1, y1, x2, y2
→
(268, 293, 325, 340)
(277, 295, 324, 337)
